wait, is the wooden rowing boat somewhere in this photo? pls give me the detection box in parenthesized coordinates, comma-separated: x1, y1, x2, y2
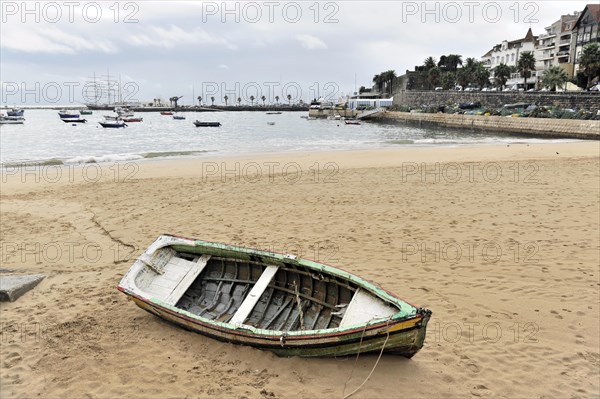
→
(118, 235, 431, 358)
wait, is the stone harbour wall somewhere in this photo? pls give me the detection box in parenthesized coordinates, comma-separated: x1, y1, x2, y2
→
(373, 112, 600, 140)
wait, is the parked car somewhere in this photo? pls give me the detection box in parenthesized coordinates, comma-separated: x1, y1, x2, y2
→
(434, 87, 444, 91)
(589, 84, 600, 91)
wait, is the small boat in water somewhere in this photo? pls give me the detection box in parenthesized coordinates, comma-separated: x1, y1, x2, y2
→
(267, 121, 275, 125)
(193, 121, 221, 127)
(118, 235, 432, 358)
(0, 115, 24, 125)
(266, 111, 282, 115)
(58, 110, 80, 119)
(99, 120, 127, 128)
(62, 118, 87, 123)
(122, 117, 143, 123)
(173, 115, 186, 120)
(80, 110, 93, 115)
(161, 111, 174, 116)
(6, 108, 24, 117)
(344, 120, 361, 125)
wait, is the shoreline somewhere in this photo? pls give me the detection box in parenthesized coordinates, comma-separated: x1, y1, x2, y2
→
(373, 111, 600, 140)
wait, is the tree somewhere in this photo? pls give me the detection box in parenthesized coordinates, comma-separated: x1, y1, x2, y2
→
(428, 67, 441, 89)
(493, 63, 512, 90)
(381, 70, 397, 96)
(438, 55, 448, 71)
(517, 51, 536, 89)
(474, 63, 491, 89)
(223, 95, 229, 106)
(210, 96, 215, 106)
(261, 95, 266, 106)
(446, 54, 463, 71)
(464, 57, 478, 72)
(372, 74, 384, 94)
(275, 96, 280, 104)
(456, 68, 470, 88)
(541, 66, 569, 91)
(579, 43, 600, 89)
(249, 95, 255, 105)
(441, 72, 455, 90)
(169, 96, 182, 108)
(197, 96, 202, 106)
(423, 56, 437, 71)
(237, 97, 241, 106)
(287, 94, 292, 105)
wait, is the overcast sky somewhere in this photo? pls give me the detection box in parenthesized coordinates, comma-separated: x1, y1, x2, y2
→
(0, 1, 591, 105)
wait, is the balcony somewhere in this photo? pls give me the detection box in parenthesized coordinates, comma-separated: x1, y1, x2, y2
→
(557, 51, 570, 58)
(537, 42, 556, 50)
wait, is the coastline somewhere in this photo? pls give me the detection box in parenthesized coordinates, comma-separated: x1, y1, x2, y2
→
(1, 143, 599, 398)
(372, 111, 600, 140)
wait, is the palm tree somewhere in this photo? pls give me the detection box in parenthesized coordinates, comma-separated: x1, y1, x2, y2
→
(493, 63, 512, 90)
(372, 74, 384, 94)
(383, 70, 396, 96)
(423, 56, 437, 71)
(464, 57, 477, 72)
(210, 96, 215, 106)
(428, 67, 441, 89)
(275, 96, 280, 104)
(287, 94, 292, 105)
(475, 63, 491, 89)
(441, 72, 455, 90)
(541, 66, 569, 91)
(223, 95, 229, 106)
(456, 68, 470, 89)
(517, 51, 536, 89)
(249, 95, 255, 105)
(438, 55, 448, 71)
(579, 43, 600, 89)
(197, 96, 202, 106)
(261, 95, 266, 106)
(237, 97, 241, 106)
(446, 54, 463, 71)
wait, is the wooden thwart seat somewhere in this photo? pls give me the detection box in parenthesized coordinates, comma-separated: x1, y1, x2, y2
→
(159, 254, 211, 306)
(229, 265, 279, 326)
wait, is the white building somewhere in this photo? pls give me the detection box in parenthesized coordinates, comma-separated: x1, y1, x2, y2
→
(481, 28, 538, 89)
(346, 95, 393, 110)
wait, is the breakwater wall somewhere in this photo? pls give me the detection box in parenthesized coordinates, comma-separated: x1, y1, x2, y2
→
(393, 91, 600, 111)
(372, 112, 600, 140)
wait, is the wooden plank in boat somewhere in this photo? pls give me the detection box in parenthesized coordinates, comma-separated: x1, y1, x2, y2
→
(338, 288, 398, 328)
(229, 265, 279, 326)
(163, 254, 211, 306)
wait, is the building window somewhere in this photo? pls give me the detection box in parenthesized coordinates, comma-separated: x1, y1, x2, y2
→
(511, 54, 515, 61)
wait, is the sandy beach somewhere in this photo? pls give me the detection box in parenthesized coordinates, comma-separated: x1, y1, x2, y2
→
(1, 142, 599, 398)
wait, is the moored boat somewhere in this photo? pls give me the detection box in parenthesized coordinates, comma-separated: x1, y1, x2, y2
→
(62, 118, 87, 123)
(344, 119, 361, 125)
(122, 117, 143, 122)
(6, 108, 24, 117)
(0, 115, 25, 125)
(266, 111, 282, 115)
(80, 110, 93, 115)
(118, 235, 432, 358)
(58, 110, 80, 119)
(161, 111, 174, 116)
(99, 120, 127, 128)
(193, 121, 221, 127)
(173, 115, 186, 120)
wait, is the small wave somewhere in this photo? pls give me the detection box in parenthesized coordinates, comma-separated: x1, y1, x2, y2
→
(65, 154, 144, 164)
(1, 158, 64, 168)
(143, 150, 210, 159)
(385, 139, 415, 145)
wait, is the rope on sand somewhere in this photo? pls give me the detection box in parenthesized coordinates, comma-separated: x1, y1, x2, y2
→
(342, 318, 391, 399)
